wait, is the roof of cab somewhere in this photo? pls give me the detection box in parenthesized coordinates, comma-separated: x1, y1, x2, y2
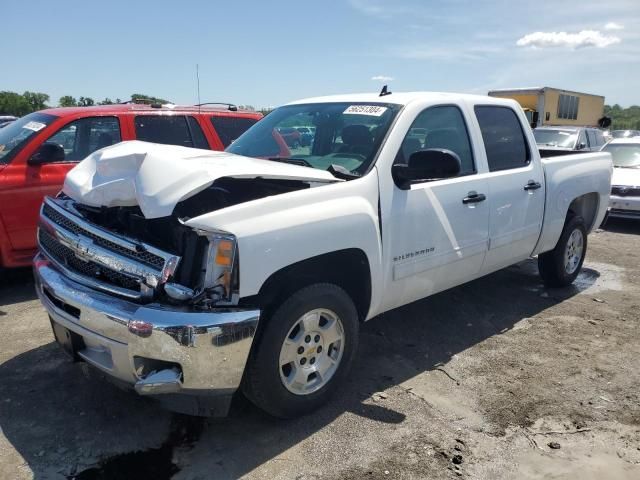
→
(286, 91, 519, 107)
(41, 103, 262, 117)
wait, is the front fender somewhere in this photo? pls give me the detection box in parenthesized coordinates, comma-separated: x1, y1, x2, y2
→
(185, 171, 383, 316)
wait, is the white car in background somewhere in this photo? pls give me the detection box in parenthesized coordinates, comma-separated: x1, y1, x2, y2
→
(602, 138, 640, 219)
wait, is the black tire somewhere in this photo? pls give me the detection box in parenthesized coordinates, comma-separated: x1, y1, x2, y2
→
(242, 283, 359, 418)
(538, 215, 587, 287)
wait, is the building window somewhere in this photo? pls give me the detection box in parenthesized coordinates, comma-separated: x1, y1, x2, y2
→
(557, 94, 579, 120)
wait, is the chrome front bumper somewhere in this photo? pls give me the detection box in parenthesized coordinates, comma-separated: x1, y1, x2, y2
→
(34, 253, 260, 415)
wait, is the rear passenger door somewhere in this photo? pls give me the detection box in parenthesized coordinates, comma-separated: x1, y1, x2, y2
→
(474, 105, 545, 274)
(209, 115, 259, 148)
(133, 115, 210, 149)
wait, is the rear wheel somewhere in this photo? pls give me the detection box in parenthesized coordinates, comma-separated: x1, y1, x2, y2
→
(242, 283, 359, 418)
(538, 215, 587, 287)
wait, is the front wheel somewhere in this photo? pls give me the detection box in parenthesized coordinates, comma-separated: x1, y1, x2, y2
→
(242, 283, 359, 418)
(538, 215, 587, 287)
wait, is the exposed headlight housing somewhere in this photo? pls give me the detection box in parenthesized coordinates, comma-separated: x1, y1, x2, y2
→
(202, 230, 238, 303)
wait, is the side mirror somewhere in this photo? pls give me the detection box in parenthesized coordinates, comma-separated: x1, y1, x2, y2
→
(28, 142, 65, 165)
(577, 142, 587, 150)
(392, 149, 461, 189)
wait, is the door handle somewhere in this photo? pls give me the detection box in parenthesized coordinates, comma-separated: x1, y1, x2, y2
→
(524, 181, 542, 191)
(462, 192, 487, 204)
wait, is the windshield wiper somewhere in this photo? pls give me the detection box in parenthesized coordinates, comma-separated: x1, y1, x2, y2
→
(327, 164, 360, 180)
(268, 157, 313, 168)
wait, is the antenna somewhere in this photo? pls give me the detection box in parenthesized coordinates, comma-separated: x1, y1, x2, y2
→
(196, 64, 201, 114)
(379, 85, 392, 97)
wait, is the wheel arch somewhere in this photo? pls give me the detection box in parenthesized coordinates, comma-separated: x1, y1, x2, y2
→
(567, 192, 600, 232)
(241, 248, 372, 323)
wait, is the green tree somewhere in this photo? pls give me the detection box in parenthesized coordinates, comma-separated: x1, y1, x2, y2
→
(98, 98, 114, 105)
(59, 95, 77, 107)
(0, 91, 30, 116)
(604, 104, 640, 130)
(77, 97, 95, 107)
(22, 91, 50, 112)
(131, 93, 169, 104)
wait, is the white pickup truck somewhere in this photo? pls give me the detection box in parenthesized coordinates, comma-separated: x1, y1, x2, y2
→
(34, 92, 612, 418)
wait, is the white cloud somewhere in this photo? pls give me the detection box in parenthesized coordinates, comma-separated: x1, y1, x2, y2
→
(604, 22, 624, 30)
(371, 75, 394, 81)
(516, 30, 621, 49)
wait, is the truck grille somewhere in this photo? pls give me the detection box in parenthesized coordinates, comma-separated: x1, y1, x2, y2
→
(38, 197, 180, 301)
(42, 203, 165, 269)
(38, 229, 141, 291)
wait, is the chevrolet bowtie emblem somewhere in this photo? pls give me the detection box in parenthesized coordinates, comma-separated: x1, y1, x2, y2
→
(73, 236, 94, 261)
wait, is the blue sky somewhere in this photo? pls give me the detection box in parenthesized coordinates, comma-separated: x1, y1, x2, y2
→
(4, 0, 639, 108)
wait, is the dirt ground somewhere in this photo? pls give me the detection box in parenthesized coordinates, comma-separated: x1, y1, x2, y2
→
(1, 218, 639, 480)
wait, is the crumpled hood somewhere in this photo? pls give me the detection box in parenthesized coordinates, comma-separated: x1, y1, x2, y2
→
(612, 166, 640, 187)
(63, 140, 338, 219)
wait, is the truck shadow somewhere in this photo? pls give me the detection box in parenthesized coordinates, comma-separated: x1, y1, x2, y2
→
(601, 217, 640, 235)
(0, 259, 600, 479)
(0, 267, 36, 313)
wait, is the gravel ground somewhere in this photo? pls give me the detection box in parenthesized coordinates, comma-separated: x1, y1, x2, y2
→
(1, 218, 639, 480)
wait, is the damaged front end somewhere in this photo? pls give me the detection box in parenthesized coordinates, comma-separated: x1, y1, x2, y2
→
(39, 174, 313, 309)
(41, 140, 339, 307)
(33, 141, 339, 414)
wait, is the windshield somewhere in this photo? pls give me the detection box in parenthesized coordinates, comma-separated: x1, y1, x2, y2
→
(602, 143, 640, 168)
(533, 129, 578, 148)
(0, 112, 58, 164)
(226, 102, 401, 176)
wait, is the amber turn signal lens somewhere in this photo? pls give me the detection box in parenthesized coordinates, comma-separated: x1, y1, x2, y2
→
(215, 240, 234, 266)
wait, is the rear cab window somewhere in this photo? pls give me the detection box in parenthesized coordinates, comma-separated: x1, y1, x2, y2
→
(134, 115, 209, 149)
(210, 116, 259, 147)
(474, 106, 530, 171)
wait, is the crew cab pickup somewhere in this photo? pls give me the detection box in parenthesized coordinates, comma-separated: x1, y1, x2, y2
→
(33, 92, 612, 417)
(0, 103, 261, 268)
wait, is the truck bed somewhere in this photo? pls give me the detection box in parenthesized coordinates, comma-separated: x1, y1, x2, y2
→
(533, 152, 612, 256)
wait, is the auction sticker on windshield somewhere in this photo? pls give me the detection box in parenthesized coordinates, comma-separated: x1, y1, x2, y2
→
(22, 121, 46, 132)
(344, 105, 388, 116)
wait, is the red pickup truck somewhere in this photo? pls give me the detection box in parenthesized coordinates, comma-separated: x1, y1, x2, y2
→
(0, 103, 262, 268)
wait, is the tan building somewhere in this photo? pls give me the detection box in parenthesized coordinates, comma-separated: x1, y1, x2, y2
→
(488, 87, 605, 127)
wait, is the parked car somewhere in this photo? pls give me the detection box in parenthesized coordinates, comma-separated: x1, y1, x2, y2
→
(601, 138, 640, 219)
(277, 127, 302, 147)
(611, 129, 640, 139)
(0, 115, 18, 129)
(34, 92, 611, 418)
(296, 126, 314, 147)
(0, 103, 261, 268)
(533, 125, 607, 157)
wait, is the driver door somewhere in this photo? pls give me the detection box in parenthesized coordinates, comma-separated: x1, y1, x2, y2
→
(2, 116, 121, 254)
(380, 105, 490, 311)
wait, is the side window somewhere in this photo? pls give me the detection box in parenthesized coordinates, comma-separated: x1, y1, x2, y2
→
(587, 130, 598, 148)
(187, 116, 210, 149)
(210, 116, 259, 148)
(578, 130, 589, 149)
(474, 106, 530, 172)
(45, 116, 121, 161)
(596, 130, 606, 146)
(134, 115, 193, 148)
(397, 105, 475, 176)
